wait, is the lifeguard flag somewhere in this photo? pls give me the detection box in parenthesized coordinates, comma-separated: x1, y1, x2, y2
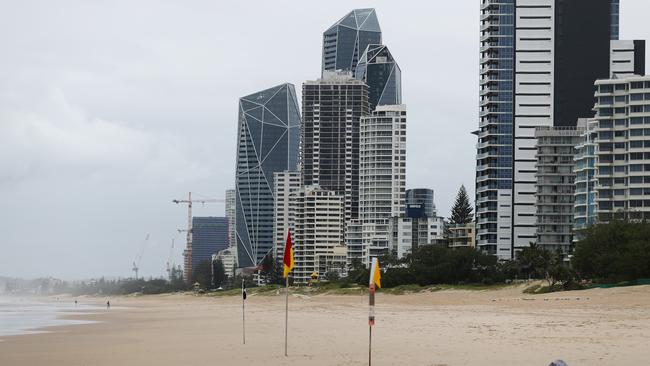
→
(369, 257, 381, 288)
(283, 230, 294, 278)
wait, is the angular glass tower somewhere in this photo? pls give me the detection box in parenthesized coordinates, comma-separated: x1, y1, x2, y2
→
(235, 83, 300, 267)
(322, 8, 382, 75)
(355, 44, 402, 111)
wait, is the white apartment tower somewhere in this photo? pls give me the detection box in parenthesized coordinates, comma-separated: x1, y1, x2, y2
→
(272, 171, 301, 262)
(358, 104, 407, 264)
(292, 185, 345, 284)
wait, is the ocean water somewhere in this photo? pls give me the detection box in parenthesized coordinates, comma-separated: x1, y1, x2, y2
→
(0, 296, 102, 339)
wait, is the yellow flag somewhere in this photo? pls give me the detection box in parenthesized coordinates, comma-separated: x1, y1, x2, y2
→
(369, 257, 381, 288)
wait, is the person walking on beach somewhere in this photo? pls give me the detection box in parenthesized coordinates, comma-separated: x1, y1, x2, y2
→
(106, 300, 110, 310)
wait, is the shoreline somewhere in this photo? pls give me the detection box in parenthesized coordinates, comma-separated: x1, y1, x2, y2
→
(1, 286, 649, 365)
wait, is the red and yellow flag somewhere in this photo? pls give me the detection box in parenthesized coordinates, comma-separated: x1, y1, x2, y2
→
(369, 257, 381, 288)
(283, 230, 294, 278)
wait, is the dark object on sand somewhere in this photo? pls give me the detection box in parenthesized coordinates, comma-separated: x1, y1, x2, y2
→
(550, 361, 568, 366)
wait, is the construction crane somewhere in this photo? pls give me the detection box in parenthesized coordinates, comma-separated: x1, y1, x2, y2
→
(166, 238, 175, 277)
(133, 233, 150, 279)
(172, 192, 224, 283)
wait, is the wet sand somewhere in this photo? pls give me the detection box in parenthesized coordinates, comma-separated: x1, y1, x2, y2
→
(1, 285, 649, 366)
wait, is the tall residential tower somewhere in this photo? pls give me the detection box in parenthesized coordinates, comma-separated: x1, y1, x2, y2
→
(477, 0, 619, 259)
(302, 72, 369, 222)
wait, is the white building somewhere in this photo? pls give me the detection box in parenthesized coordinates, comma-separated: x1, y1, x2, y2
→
(225, 189, 236, 248)
(291, 185, 345, 284)
(357, 104, 407, 265)
(477, 0, 640, 259)
(272, 171, 301, 262)
(610, 40, 646, 78)
(212, 246, 237, 279)
(390, 215, 445, 258)
(589, 75, 650, 223)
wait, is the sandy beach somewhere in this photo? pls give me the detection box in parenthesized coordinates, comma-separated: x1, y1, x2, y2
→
(1, 285, 649, 366)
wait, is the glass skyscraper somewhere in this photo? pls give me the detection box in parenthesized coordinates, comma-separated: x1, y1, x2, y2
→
(354, 44, 402, 111)
(322, 8, 381, 75)
(235, 83, 300, 267)
(191, 217, 229, 275)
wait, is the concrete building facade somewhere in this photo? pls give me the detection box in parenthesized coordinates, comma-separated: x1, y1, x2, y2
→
(534, 126, 584, 254)
(302, 72, 369, 222)
(272, 171, 301, 263)
(291, 185, 345, 284)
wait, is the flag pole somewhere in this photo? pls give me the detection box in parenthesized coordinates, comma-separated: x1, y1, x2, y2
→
(242, 279, 246, 345)
(369, 283, 375, 366)
(284, 276, 289, 356)
(369, 325, 372, 366)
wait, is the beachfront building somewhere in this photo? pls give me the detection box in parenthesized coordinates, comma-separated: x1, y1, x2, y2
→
(272, 171, 301, 263)
(390, 204, 445, 258)
(534, 125, 585, 254)
(235, 83, 301, 267)
(302, 72, 369, 222)
(291, 185, 345, 284)
(315, 245, 348, 280)
(448, 222, 476, 249)
(191, 217, 229, 278)
(354, 44, 401, 111)
(590, 75, 650, 223)
(358, 105, 407, 265)
(476, 0, 622, 260)
(322, 8, 381, 75)
(574, 119, 599, 242)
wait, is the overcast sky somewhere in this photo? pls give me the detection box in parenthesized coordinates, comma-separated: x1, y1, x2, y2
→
(1, 1, 649, 280)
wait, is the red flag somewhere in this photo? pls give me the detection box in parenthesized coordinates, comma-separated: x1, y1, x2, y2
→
(283, 230, 294, 278)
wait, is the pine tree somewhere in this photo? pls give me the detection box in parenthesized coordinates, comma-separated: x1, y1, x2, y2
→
(449, 185, 473, 225)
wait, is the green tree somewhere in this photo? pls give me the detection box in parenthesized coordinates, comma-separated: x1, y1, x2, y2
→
(515, 243, 551, 280)
(449, 185, 473, 225)
(212, 259, 226, 288)
(572, 220, 650, 282)
(193, 260, 212, 289)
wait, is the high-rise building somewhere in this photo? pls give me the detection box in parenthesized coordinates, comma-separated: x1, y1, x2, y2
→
(574, 119, 598, 242)
(302, 72, 369, 222)
(534, 125, 585, 254)
(477, 0, 621, 259)
(322, 9, 381, 75)
(225, 189, 236, 248)
(405, 188, 436, 219)
(610, 40, 646, 78)
(358, 105, 407, 264)
(272, 171, 301, 263)
(235, 83, 301, 267)
(191, 217, 229, 277)
(291, 185, 345, 284)
(588, 75, 650, 223)
(354, 44, 402, 111)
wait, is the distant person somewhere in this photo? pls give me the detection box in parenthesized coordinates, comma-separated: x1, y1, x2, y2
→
(74, 300, 78, 306)
(550, 361, 568, 366)
(106, 300, 110, 309)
